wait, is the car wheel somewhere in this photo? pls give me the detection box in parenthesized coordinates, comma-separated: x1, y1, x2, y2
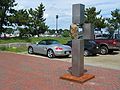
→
(47, 49, 55, 58)
(92, 53, 97, 56)
(100, 46, 108, 55)
(108, 50, 113, 54)
(28, 47, 34, 54)
(65, 55, 69, 58)
(84, 50, 89, 56)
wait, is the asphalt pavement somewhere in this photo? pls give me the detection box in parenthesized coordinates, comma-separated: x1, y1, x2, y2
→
(27, 51, 120, 70)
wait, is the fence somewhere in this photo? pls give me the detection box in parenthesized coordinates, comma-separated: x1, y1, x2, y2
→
(0, 43, 31, 48)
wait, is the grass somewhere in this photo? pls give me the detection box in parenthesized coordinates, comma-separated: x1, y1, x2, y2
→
(0, 37, 31, 44)
(0, 46, 27, 53)
(0, 37, 71, 53)
(30, 37, 71, 44)
(0, 37, 71, 44)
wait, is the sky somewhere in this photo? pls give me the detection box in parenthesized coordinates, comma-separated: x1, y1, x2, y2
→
(15, 0, 120, 29)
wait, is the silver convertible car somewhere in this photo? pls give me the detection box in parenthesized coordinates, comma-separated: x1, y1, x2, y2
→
(28, 39, 71, 58)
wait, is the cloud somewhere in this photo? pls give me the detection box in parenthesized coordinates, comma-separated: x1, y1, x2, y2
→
(15, 0, 120, 29)
(44, 13, 49, 18)
(14, 5, 25, 10)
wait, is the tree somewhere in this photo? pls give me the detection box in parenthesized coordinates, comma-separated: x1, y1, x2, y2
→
(9, 9, 30, 37)
(48, 29, 55, 35)
(85, 7, 101, 24)
(62, 29, 70, 37)
(95, 16, 106, 29)
(10, 9, 29, 26)
(0, 0, 17, 34)
(85, 7, 106, 30)
(28, 3, 48, 37)
(5, 28, 13, 34)
(106, 9, 120, 35)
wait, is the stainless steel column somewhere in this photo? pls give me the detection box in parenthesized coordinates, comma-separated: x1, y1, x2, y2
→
(72, 4, 85, 24)
(72, 39, 84, 77)
(83, 23, 94, 39)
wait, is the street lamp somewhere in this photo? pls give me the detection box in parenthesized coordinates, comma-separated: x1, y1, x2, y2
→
(56, 15, 58, 31)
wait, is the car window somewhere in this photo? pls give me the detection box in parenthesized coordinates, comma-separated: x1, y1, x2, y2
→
(47, 40, 60, 45)
(115, 34, 120, 39)
(38, 41, 46, 45)
(78, 35, 83, 39)
(95, 34, 112, 39)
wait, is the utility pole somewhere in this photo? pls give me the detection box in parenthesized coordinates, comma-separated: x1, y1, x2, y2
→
(56, 15, 58, 30)
(56, 15, 58, 35)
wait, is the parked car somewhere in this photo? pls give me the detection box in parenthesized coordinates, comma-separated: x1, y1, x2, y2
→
(28, 39, 71, 58)
(65, 39, 98, 56)
(95, 34, 120, 55)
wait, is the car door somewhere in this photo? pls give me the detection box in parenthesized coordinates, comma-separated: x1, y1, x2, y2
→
(35, 41, 47, 54)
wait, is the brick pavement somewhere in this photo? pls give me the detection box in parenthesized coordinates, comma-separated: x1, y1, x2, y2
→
(0, 52, 120, 90)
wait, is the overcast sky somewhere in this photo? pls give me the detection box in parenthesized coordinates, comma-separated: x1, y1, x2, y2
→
(15, 0, 120, 29)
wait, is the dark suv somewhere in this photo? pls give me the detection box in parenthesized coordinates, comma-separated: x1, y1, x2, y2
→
(65, 39, 98, 56)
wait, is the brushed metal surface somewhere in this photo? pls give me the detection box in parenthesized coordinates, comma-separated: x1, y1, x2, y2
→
(83, 23, 94, 39)
(72, 39, 84, 77)
(72, 4, 85, 24)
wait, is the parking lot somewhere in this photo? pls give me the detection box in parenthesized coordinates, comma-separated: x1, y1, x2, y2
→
(28, 51, 120, 70)
(1, 51, 120, 90)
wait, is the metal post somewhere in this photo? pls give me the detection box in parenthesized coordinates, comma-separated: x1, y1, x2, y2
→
(72, 4, 85, 24)
(56, 15, 58, 31)
(71, 4, 85, 77)
(72, 39, 84, 77)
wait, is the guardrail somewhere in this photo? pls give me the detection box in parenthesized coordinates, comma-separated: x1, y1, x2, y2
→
(0, 43, 31, 48)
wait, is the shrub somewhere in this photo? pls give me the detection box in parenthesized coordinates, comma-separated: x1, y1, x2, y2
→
(0, 47, 7, 51)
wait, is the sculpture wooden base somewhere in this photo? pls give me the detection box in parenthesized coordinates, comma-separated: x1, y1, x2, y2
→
(60, 74, 95, 83)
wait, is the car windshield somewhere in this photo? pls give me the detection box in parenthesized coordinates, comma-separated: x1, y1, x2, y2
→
(47, 40, 60, 45)
(115, 34, 120, 39)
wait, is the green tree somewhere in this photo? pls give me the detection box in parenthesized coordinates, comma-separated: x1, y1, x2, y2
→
(5, 28, 13, 34)
(85, 7, 106, 29)
(9, 9, 30, 37)
(62, 29, 70, 37)
(10, 9, 29, 26)
(106, 9, 120, 34)
(95, 16, 106, 29)
(48, 29, 55, 35)
(28, 3, 48, 37)
(0, 0, 17, 34)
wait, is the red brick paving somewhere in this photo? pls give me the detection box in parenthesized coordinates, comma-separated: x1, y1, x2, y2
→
(0, 52, 120, 90)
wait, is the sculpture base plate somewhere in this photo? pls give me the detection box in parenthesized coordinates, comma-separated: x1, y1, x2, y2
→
(60, 74, 95, 83)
